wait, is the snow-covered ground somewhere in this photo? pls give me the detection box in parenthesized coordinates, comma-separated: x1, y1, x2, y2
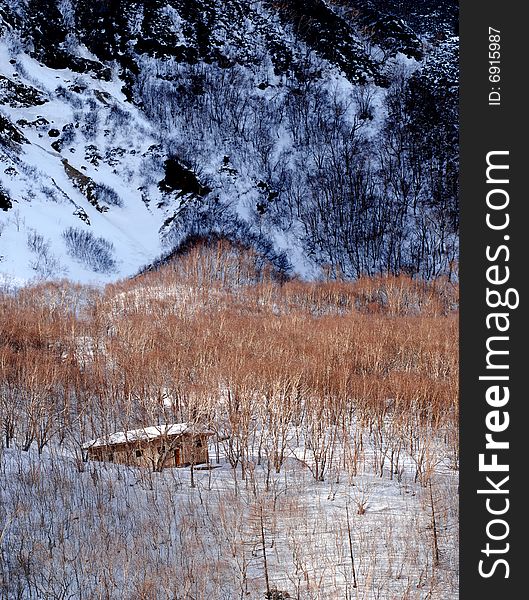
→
(1, 424, 458, 599)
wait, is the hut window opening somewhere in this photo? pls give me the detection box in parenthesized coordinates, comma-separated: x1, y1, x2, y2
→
(135, 449, 143, 458)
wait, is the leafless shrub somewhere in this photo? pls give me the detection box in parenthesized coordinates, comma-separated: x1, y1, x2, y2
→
(26, 229, 63, 278)
(62, 226, 116, 273)
(94, 183, 123, 207)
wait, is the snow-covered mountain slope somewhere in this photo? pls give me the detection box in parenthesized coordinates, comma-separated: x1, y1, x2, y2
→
(0, 0, 458, 285)
(0, 43, 182, 285)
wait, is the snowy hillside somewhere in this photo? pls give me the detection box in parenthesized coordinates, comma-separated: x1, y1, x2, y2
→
(0, 42, 180, 285)
(0, 259, 460, 598)
(0, 1, 458, 285)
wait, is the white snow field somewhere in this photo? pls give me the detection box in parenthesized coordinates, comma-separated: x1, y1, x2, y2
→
(0, 41, 172, 285)
(1, 422, 458, 599)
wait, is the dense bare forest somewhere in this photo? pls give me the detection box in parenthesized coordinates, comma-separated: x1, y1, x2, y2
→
(0, 240, 458, 598)
(0, 0, 457, 283)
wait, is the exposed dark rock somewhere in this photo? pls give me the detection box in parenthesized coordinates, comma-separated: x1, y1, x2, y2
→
(0, 114, 29, 148)
(73, 207, 91, 225)
(17, 117, 50, 130)
(0, 75, 48, 108)
(0, 0, 458, 281)
(159, 157, 212, 198)
(271, 0, 381, 84)
(62, 159, 108, 213)
(0, 186, 13, 211)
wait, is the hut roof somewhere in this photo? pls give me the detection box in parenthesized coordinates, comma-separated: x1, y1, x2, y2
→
(83, 423, 212, 449)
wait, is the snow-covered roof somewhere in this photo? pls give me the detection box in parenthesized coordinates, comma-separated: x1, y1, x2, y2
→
(83, 423, 211, 449)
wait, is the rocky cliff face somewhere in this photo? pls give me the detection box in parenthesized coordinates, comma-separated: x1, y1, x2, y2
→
(0, 0, 458, 285)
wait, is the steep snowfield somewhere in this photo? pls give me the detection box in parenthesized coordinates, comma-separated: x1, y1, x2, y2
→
(0, 37, 324, 285)
(0, 41, 179, 285)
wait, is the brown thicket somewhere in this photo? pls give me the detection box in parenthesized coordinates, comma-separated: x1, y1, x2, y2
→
(0, 241, 459, 598)
(0, 240, 458, 478)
